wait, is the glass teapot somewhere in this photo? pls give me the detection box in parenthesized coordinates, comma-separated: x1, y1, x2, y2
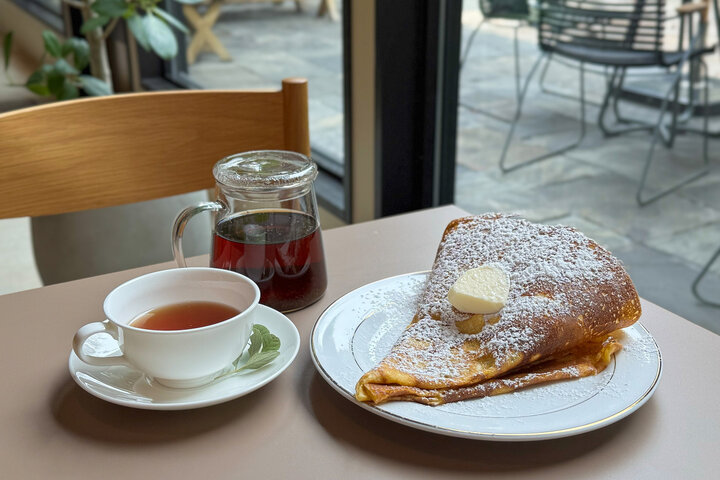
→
(172, 150, 327, 313)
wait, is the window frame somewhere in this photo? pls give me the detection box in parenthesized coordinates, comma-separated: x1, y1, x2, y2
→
(374, 0, 461, 217)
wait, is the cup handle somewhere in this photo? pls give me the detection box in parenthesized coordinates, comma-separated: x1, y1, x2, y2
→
(172, 201, 225, 267)
(73, 320, 131, 367)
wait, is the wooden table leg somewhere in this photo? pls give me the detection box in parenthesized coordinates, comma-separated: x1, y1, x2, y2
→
(183, 2, 232, 64)
(317, 0, 339, 21)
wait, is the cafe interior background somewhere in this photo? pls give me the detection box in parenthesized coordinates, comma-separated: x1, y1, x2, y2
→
(1, 0, 718, 333)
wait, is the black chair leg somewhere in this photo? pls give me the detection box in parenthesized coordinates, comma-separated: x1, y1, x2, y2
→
(636, 62, 710, 206)
(460, 18, 486, 69)
(500, 56, 586, 173)
(598, 67, 657, 137)
(512, 24, 522, 104)
(459, 21, 526, 124)
(538, 52, 605, 107)
(692, 244, 720, 308)
(612, 68, 638, 125)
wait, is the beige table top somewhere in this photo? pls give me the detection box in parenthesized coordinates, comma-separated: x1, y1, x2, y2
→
(1, 205, 718, 478)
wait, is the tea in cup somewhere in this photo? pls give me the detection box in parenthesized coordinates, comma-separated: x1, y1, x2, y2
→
(72, 267, 260, 388)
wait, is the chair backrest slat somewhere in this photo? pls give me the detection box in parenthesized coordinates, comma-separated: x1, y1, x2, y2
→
(0, 78, 310, 218)
(539, 0, 666, 55)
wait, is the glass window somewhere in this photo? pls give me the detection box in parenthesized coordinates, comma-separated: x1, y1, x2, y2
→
(454, 0, 720, 332)
(165, 0, 347, 217)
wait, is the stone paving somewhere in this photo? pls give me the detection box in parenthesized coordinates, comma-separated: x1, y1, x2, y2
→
(186, 0, 345, 162)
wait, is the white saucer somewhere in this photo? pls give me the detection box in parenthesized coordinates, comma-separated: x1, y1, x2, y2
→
(69, 305, 300, 410)
(311, 272, 662, 441)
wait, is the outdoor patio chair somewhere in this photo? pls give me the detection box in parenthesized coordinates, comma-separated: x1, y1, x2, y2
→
(0, 78, 310, 285)
(460, 0, 534, 121)
(500, 0, 714, 206)
(692, 244, 720, 307)
(690, 0, 720, 308)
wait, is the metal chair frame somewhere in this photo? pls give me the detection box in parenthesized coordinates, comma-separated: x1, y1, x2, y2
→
(499, 0, 712, 206)
(692, 244, 720, 307)
(690, 0, 720, 307)
(459, 0, 533, 123)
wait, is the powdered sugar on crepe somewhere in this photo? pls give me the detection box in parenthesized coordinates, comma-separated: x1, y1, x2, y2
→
(380, 214, 639, 383)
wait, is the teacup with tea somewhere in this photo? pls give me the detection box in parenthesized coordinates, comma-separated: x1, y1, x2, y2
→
(72, 267, 260, 388)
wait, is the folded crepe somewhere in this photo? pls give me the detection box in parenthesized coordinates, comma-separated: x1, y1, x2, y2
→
(355, 214, 641, 405)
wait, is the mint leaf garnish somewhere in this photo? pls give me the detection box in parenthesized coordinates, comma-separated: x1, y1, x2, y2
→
(220, 324, 282, 378)
(241, 350, 280, 370)
(262, 333, 281, 352)
(247, 325, 264, 357)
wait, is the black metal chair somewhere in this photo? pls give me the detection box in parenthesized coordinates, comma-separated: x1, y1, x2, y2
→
(690, 0, 719, 308)
(460, 0, 534, 122)
(500, 0, 714, 206)
(692, 245, 720, 307)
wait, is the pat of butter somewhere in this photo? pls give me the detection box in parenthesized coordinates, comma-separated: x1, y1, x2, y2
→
(448, 265, 510, 314)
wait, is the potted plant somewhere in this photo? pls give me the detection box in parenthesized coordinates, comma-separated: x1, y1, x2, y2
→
(3, 0, 200, 99)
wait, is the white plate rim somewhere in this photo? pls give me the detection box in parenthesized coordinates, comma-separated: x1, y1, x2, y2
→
(69, 304, 300, 410)
(310, 271, 663, 441)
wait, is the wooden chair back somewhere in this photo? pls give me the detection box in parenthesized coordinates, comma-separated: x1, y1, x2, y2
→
(0, 77, 309, 218)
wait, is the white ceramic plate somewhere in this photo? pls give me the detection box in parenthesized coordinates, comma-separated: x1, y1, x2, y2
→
(310, 272, 662, 441)
(69, 305, 300, 410)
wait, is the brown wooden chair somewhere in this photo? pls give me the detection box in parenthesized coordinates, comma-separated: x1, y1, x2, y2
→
(0, 78, 309, 285)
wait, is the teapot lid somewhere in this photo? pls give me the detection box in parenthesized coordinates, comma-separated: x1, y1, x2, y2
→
(213, 150, 317, 191)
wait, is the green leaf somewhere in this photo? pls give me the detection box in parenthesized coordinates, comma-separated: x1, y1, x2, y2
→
(250, 324, 280, 352)
(144, 14, 178, 60)
(153, 8, 189, 35)
(47, 70, 65, 95)
(42, 30, 62, 58)
(27, 83, 50, 96)
(66, 38, 90, 71)
(247, 325, 264, 357)
(127, 14, 150, 51)
(26, 69, 49, 96)
(262, 332, 281, 352)
(26, 70, 44, 85)
(57, 81, 79, 100)
(240, 350, 280, 370)
(91, 0, 129, 18)
(81, 15, 111, 34)
(79, 75, 113, 96)
(52, 58, 79, 76)
(60, 42, 73, 57)
(3, 32, 13, 70)
(253, 324, 271, 336)
(221, 324, 283, 378)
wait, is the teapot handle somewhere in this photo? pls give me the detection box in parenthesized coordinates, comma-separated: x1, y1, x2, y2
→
(172, 201, 225, 267)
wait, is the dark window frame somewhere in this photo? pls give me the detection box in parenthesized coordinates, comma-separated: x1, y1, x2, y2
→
(374, 0, 460, 217)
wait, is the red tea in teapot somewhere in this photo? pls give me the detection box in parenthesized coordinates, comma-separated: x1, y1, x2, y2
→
(211, 210, 327, 312)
